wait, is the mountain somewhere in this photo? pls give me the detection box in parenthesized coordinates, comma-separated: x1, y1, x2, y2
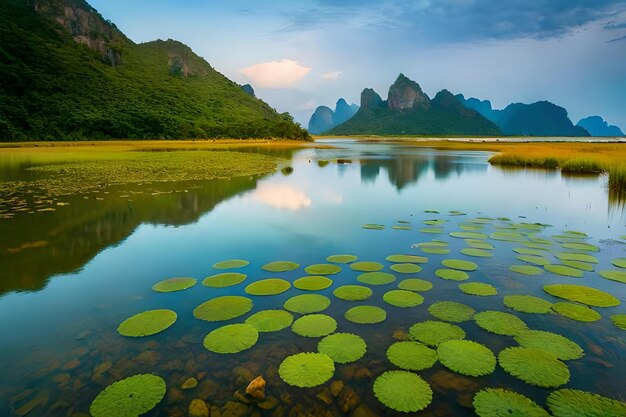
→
(577, 116, 624, 137)
(241, 84, 255, 97)
(456, 94, 589, 137)
(0, 0, 309, 141)
(329, 74, 501, 136)
(308, 98, 359, 134)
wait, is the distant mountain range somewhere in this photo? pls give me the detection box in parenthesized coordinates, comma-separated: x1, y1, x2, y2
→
(576, 116, 624, 137)
(308, 99, 359, 134)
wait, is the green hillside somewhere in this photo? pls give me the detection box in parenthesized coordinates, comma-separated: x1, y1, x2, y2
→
(0, 0, 309, 141)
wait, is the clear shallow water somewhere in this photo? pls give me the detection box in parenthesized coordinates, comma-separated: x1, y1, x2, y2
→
(1, 139, 625, 416)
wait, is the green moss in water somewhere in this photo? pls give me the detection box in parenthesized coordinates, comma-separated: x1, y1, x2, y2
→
(504, 295, 553, 314)
(543, 284, 620, 307)
(245, 310, 294, 332)
(202, 272, 247, 288)
(350, 261, 384, 272)
(437, 339, 496, 377)
(373, 370, 433, 413)
(291, 314, 337, 337)
(193, 296, 253, 322)
(474, 311, 528, 336)
(278, 352, 335, 387)
(408, 320, 466, 346)
(212, 259, 249, 269)
(304, 263, 342, 275)
(245, 278, 291, 296)
(203, 323, 259, 354)
(117, 309, 177, 337)
(333, 285, 372, 301)
(442, 259, 478, 271)
(90, 374, 166, 417)
(436, 269, 469, 281)
(294, 276, 333, 291)
(509, 265, 544, 276)
(317, 333, 366, 363)
(552, 302, 601, 322)
(473, 388, 550, 417)
(598, 270, 626, 284)
(390, 263, 422, 274)
(283, 294, 331, 314)
(544, 264, 584, 278)
(357, 271, 396, 285)
(428, 301, 475, 322)
(398, 278, 433, 292)
(386, 341, 437, 371)
(547, 389, 626, 417)
(459, 282, 497, 296)
(345, 305, 387, 324)
(261, 261, 299, 272)
(498, 347, 570, 388)
(326, 254, 358, 263)
(383, 290, 424, 308)
(152, 277, 197, 293)
(514, 330, 583, 360)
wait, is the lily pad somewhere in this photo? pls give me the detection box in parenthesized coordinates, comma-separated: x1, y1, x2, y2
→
(90, 374, 166, 417)
(390, 263, 422, 274)
(152, 277, 197, 293)
(473, 388, 550, 417)
(474, 311, 528, 336)
(556, 252, 599, 263)
(461, 248, 492, 258)
(420, 247, 451, 255)
(373, 370, 433, 413)
(345, 305, 386, 324)
(543, 284, 620, 307)
(326, 254, 358, 263)
(245, 310, 294, 332)
(442, 259, 478, 271)
(350, 261, 384, 272)
(317, 333, 366, 363)
(490, 232, 527, 242)
(547, 389, 626, 417)
(278, 352, 335, 387)
(498, 347, 569, 388)
(333, 285, 372, 301)
(118, 310, 177, 337)
(362, 224, 385, 230)
(437, 339, 496, 377)
(193, 296, 253, 322)
(398, 278, 433, 292)
(424, 219, 446, 225)
(420, 227, 444, 234)
(436, 268, 469, 281)
(428, 301, 475, 322)
(552, 302, 601, 322)
(284, 294, 331, 314)
(561, 260, 594, 272)
(357, 271, 396, 285)
(261, 261, 300, 273)
(409, 320, 466, 346)
(598, 270, 626, 284)
(450, 231, 488, 239)
(304, 263, 342, 275)
(245, 278, 291, 296)
(562, 242, 599, 252)
(504, 295, 553, 314)
(514, 330, 583, 360)
(292, 314, 337, 337)
(612, 258, 626, 268)
(459, 282, 497, 296)
(385, 254, 428, 263)
(202, 272, 247, 288)
(386, 341, 437, 371)
(203, 323, 259, 354)
(294, 276, 333, 291)
(517, 255, 551, 266)
(466, 239, 495, 250)
(611, 314, 626, 330)
(513, 247, 548, 256)
(544, 264, 584, 278)
(383, 290, 424, 307)
(212, 259, 249, 269)
(509, 265, 544, 276)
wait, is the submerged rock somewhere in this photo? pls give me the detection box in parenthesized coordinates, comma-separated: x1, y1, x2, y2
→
(330, 380, 344, 397)
(222, 400, 250, 417)
(188, 399, 209, 417)
(257, 396, 278, 410)
(181, 377, 198, 390)
(245, 376, 266, 399)
(337, 386, 361, 413)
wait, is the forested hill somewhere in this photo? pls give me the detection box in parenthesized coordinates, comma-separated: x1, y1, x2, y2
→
(0, 0, 310, 141)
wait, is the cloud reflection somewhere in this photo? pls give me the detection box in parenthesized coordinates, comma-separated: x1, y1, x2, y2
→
(251, 183, 312, 210)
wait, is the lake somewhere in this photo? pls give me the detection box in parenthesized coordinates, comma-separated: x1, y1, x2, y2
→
(1, 139, 625, 416)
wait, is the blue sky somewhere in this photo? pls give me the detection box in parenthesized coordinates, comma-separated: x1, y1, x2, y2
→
(90, 0, 626, 129)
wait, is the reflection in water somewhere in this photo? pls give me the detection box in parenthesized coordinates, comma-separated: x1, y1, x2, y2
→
(250, 183, 312, 210)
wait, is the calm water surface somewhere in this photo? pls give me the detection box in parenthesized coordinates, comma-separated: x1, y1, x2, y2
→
(1, 139, 625, 416)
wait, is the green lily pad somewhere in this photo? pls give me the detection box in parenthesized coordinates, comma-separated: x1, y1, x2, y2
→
(317, 333, 366, 363)
(552, 302, 601, 322)
(442, 259, 478, 271)
(385, 254, 428, 263)
(117, 310, 177, 337)
(544, 264, 584, 278)
(245, 278, 291, 296)
(304, 263, 342, 275)
(428, 301, 475, 322)
(326, 254, 358, 263)
(284, 294, 331, 314)
(461, 224, 483, 231)
(245, 310, 294, 332)
(437, 339, 496, 377)
(562, 242, 600, 252)
(498, 347, 570, 388)
(473, 388, 550, 417)
(420, 247, 451, 254)
(436, 269, 469, 281)
(390, 263, 422, 274)
(362, 224, 385, 230)
(152, 277, 197, 293)
(386, 341, 437, 371)
(409, 321, 466, 346)
(202, 272, 247, 288)
(509, 265, 544, 276)
(612, 258, 626, 269)
(517, 255, 551, 266)
(513, 247, 548, 256)
(424, 219, 446, 225)
(278, 352, 335, 387)
(350, 261, 384, 272)
(203, 323, 258, 354)
(345, 305, 386, 324)
(261, 261, 300, 272)
(459, 282, 497, 296)
(398, 278, 433, 292)
(416, 240, 449, 247)
(383, 290, 424, 307)
(294, 276, 333, 291)
(212, 259, 249, 269)
(490, 232, 527, 242)
(420, 227, 444, 234)
(556, 252, 599, 264)
(193, 296, 253, 322)
(90, 374, 166, 417)
(561, 260, 595, 272)
(292, 314, 337, 337)
(461, 248, 492, 258)
(333, 285, 372, 301)
(611, 314, 626, 330)
(598, 270, 626, 284)
(357, 271, 396, 285)
(547, 389, 626, 417)
(514, 330, 583, 360)
(373, 371, 433, 413)
(504, 295, 553, 313)
(474, 311, 528, 336)
(465, 239, 495, 250)
(543, 284, 620, 307)
(424, 209, 440, 213)
(450, 231, 488, 239)
(392, 225, 411, 230)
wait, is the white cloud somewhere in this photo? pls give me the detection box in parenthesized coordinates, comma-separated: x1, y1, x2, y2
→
(251, 183, 312, 210)
(297, 100, 317, 111)
(321, 71, 342, 80)
(239, 59, 311, 88)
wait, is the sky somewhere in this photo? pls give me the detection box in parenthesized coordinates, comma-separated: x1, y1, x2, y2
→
(89, 0, 626, 129)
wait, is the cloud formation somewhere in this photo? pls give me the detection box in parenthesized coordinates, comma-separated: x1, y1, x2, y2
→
(239, 59, 310, 88)
(321, 71, 342, 80)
